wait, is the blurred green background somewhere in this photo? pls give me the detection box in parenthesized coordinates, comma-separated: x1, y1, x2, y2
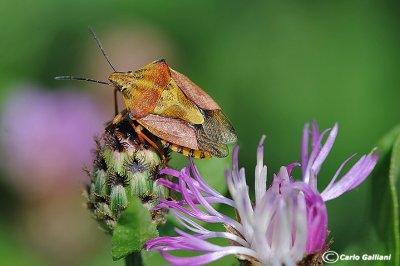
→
(0, 0, 398, 265)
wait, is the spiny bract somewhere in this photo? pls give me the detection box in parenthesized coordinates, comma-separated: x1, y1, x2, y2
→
(85, 119, 170, 233)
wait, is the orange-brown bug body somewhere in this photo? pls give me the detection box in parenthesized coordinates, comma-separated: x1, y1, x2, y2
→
(109, 59, 237, 158)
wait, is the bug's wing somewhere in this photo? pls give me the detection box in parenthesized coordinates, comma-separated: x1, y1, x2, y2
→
(137, 114, 199, 150)
(195, 126, 229, 158)
(153, 79, 204, 125)
(170, 69, 220, 111)
(202, 110, 237, 144)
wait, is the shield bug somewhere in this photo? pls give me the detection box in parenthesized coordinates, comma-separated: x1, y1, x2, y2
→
(56, 28, 237, 160)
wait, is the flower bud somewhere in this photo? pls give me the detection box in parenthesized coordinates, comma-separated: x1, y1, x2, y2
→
(85, 118, 170, 233)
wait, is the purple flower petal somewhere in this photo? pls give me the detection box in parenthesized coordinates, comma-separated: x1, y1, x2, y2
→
(303, 128, 331, 184)
(323, 154, 357, 190)
(311, 120, 320, 150)
(255, 135, 267, 204)
(311, 123, 338, 177)
(160, 248, 256, 266)
(287, 162, 301, 176)
(301, 123, 309, 176)
(189, 158, 224, 198)
(291, 182, 327, 253)
(321, 151, 379, 201)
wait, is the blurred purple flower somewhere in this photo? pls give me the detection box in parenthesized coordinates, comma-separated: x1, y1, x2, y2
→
(146, 122, 379, 266)
(0, 87, 106, 198)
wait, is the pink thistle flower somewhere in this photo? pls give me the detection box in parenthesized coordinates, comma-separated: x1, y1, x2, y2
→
(146, 122, 379, 265)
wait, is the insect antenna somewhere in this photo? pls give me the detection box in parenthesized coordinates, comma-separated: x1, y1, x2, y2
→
(88, 26, 117, 72)
(54, 76, 111, 85)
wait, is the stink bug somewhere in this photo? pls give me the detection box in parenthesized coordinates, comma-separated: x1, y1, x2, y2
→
(56, 28, 237, 160)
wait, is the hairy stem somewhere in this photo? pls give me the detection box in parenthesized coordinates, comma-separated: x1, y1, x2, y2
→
(125, 252, 143, 266)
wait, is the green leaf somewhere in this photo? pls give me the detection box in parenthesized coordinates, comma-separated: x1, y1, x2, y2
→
(388, 134, 400, 265)
(370, 125, 400, 265)
(157, 212, 179, 237)
(111, 195, 158, 261)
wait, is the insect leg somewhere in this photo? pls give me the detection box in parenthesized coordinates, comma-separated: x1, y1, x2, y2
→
(114, 88, 119, 115)
(127, 119, 145, 143)
(128, 120, 168, 166)
(106, 108, 128, 131)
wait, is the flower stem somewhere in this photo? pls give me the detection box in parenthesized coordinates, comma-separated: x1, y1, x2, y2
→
(125, 252, 143, 266)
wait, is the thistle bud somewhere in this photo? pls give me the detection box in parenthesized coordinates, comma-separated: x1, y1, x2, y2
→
(85, 118, 170, 233)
